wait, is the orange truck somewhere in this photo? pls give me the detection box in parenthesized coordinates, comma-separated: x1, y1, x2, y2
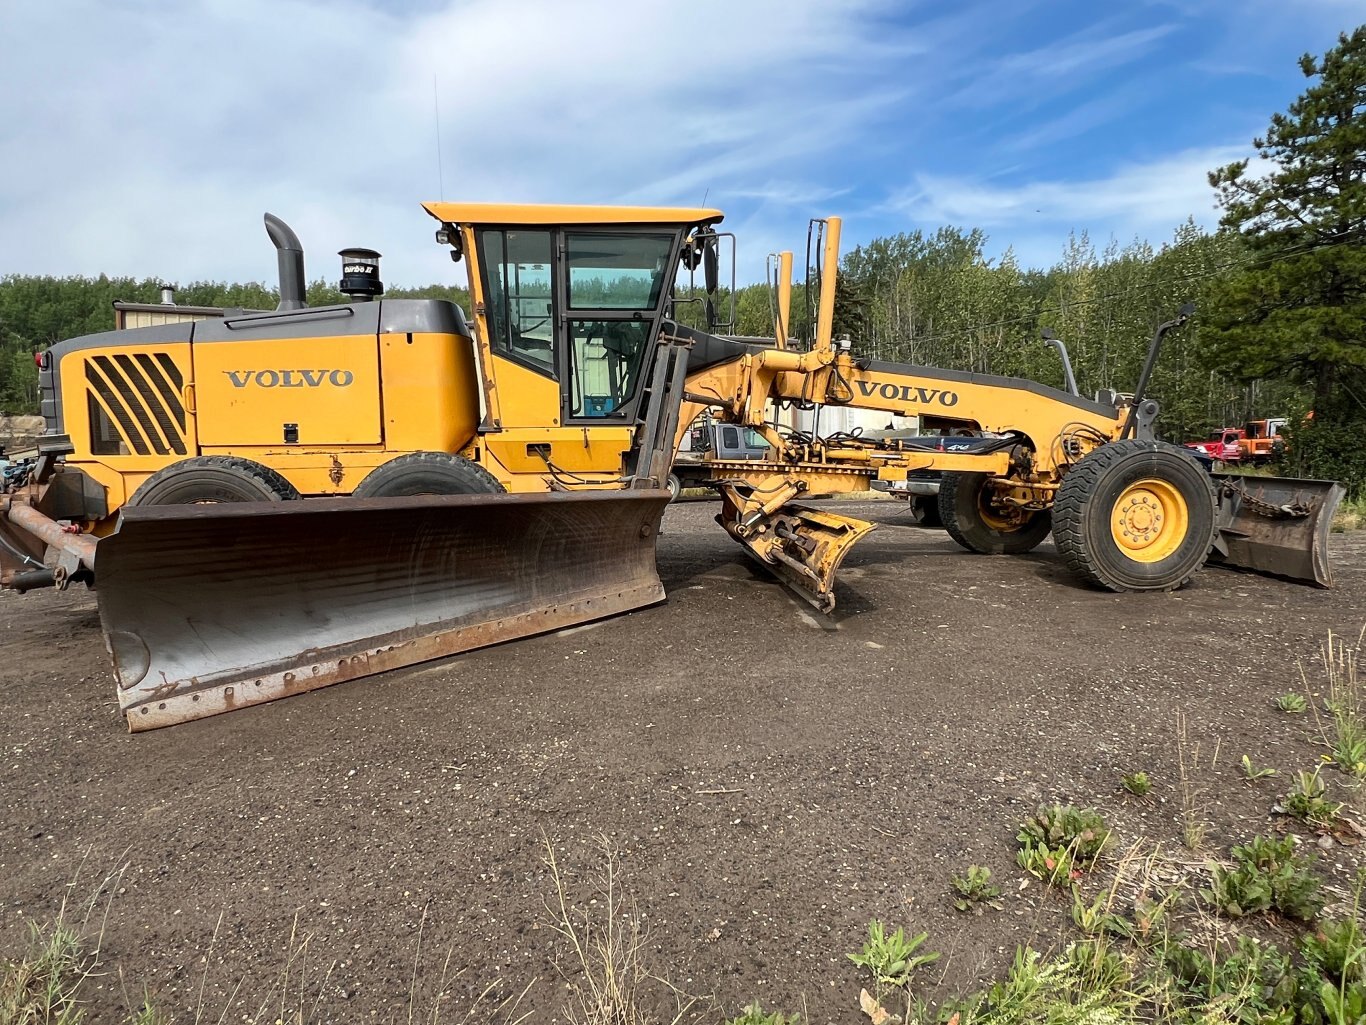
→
(1184, 418, 1287, 466)
(1243, 418, 1288, 464)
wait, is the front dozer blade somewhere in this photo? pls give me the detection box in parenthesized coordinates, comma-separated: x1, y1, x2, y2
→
(1209, 473, 1344, 587)
(718, 501, 876, 613)
(98, 490, 669, 731)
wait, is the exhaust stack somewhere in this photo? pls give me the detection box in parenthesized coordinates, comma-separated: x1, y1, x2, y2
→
(263, 213, 306, 311)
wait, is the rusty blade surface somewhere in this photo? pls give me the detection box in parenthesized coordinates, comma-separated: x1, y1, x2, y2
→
(1209, 473, 1344, 587)
(720, 502, 876, 613)
(97, 490, 669, 731)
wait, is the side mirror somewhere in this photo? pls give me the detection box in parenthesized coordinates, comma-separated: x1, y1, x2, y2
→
(703, 237, 719, 295)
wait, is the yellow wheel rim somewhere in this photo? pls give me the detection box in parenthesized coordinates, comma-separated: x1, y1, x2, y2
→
(977, 490, 1027, 532)
(1110, 478, 1189, 563)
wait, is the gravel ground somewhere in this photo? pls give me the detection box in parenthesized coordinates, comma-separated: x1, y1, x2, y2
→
(2, 499, 1364, 1023)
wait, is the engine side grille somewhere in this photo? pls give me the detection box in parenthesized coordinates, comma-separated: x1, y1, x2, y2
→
(85, 354, 188, 456)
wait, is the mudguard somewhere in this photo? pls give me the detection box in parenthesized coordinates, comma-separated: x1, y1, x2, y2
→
(98, 490, 669, 731)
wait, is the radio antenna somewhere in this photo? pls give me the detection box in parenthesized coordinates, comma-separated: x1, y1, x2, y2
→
(433, 75, 445, 200)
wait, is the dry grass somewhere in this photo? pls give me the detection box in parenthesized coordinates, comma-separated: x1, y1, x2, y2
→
(1332, 497, 1366, 532)
(0, 855, 127, 1025)
(1175, 712, 1217, 851)
(542, 834, 700, 1025)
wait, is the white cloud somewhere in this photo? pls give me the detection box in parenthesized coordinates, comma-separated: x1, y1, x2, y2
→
(0, 0, 1334, 293)
(0, 0, 929, 287)
(879, 146, 1268, 268)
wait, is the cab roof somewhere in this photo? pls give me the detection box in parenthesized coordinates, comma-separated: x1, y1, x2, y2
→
(422, 201, 724, 228)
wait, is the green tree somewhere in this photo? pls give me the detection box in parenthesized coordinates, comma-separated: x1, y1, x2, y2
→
(1203, 26, 1366, 475)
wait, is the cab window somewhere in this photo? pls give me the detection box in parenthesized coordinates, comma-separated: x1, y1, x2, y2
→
(564, 231, 675, 418)
(567, 319, 650, 417)
(565, 233, 674, 310)
(477, 229, 555, 375)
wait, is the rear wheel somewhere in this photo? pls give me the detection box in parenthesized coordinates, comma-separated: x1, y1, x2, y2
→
(1052, 440, 1216, 591)
(939, 471, 1051, 554)
(666, 474, 682, 503)
(908, 494, 943, 529)
(351, 452, 505, 497)
(127, 456, 299, 506)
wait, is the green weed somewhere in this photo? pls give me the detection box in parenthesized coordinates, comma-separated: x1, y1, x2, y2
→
(1018, 804, 1111, 866)
(1307, 630, 1366, 779)
(1201, 835, 1324, 921)
(1016, 840, 1078, 887)
(725, 1002, 802, 1025)
(1122, 771, 1153, 796)
(1282, 767, 1344, 828)
(956, 941, 1141, 1025)
(1241, 754, 1279, 781)
(1275, 692, 1309, 713)
(846, 921, 939, 1005)
(951, 865, 1003, 913)
(0, 921, 91, 1025)
(1176, 712, 1210, 851)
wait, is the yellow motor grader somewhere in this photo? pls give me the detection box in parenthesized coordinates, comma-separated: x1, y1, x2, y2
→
(0, 204, 1342, 730)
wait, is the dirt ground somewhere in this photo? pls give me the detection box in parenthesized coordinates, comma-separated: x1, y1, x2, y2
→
(2, 499, 1365, 1023)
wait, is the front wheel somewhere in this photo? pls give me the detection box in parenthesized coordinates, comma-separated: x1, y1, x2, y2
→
(127, 456, 300, 506)
(351, 452, 505, 497)
(938, 472, 1051, 554)
(1052, 440, 1216, 591)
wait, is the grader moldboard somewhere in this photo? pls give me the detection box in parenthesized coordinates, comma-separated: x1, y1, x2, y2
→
(0, 204, 1343, 731)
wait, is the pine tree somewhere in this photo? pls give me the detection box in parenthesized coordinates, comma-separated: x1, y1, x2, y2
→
(1203, 27, 1366, 419)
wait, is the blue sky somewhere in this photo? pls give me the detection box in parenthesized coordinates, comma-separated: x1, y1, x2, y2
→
(0, 0, 1359, 288)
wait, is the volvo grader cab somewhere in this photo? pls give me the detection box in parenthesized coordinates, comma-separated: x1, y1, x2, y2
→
(0, 203, 1343, 730)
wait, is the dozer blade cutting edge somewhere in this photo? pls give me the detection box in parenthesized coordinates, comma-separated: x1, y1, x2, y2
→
(98, 490, 670, 731)
(1209, 473, 1344, 587)
(718, 502, 877, 613)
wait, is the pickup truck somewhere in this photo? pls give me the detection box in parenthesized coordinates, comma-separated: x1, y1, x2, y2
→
(1185, 427, 1245, 464)
(668, 422, 769, 500)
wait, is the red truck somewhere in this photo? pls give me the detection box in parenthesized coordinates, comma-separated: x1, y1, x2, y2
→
(1185, 427, 1245, 464)
(1184, 418, 1288, 466)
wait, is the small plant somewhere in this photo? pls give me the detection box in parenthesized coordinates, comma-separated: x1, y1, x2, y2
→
(1275, 692, 1309, 713)
(1070, 889, 1129, 939)
(1017, 840, 1077, 887)
(726, 1002, 802, 1025)
(951, 865, 1002, 913)
(1018, 804, 1111, 866)
(1282, 767, 1344, 828)
(0, 921, 92, 1025)
(1130, 889, 1176, 946)
(1201, 862, 1274, 918)
(1121, 771, 1152, 796)
(846, 921, 939, 1003)
(1241, 754, 1278, 781)
(1302, 916, 1366, 986)
(1308, 629, 1366, 779)
(1330, 728, 1366, 778)
(1176, 712, 1209, 851)
(1201, 835, 1324, 921)
(965, 942, 1142, 1024)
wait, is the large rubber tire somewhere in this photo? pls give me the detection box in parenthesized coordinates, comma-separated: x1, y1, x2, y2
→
(939, 471, 1051, 554)
(666, 473, 682, 503)
(908, 494, 944, 529)
(127, 456, 300, 506)
(351, 452, 505, 498)
(1052, 440, 1216, 592)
